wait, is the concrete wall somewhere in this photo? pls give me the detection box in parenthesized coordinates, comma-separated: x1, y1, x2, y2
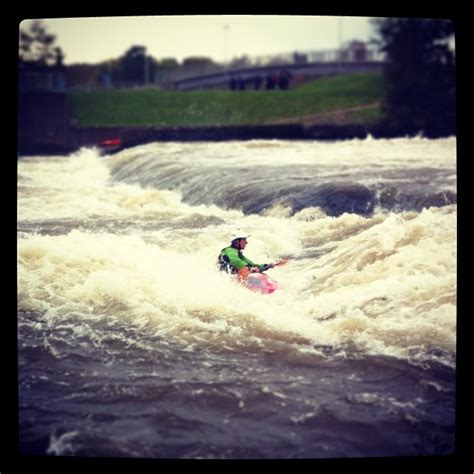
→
(18, 91, 73, 154)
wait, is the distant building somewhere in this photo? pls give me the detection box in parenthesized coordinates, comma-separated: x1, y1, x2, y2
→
(340, 41, 369, 62)
(292, 52, 308, 64)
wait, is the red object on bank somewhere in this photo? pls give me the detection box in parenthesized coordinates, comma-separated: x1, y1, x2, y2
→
(99, 138, 121, 147)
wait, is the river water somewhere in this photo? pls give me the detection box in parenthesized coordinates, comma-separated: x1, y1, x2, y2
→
(17, 137, 456, 459)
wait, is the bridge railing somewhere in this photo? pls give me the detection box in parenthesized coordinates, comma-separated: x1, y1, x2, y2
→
(171, 61, 384, 91)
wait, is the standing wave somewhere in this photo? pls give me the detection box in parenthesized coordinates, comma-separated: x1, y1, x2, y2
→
(105, 138, 456, 216)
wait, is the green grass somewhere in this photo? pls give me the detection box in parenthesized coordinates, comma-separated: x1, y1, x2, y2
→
(67, 72, 384, 127)
(345, 104, 383, 123)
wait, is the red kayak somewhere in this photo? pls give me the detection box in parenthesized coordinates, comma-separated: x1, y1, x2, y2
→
(242, 272, 279, 294)
(237, 260, 288, 294)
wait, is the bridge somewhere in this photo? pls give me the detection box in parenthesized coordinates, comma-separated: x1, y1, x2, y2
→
(171, 61, 384, 91)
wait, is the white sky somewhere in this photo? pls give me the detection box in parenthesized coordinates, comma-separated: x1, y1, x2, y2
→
(20, 15, 376, 65)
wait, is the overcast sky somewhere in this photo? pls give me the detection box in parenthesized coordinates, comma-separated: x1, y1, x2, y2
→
(20, 15, 377, 65)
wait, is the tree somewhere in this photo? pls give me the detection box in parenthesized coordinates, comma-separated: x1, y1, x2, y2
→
(372, 17, 456, 135)
(153, 58, 180, 85)
(19, 20, 64, 65)
(119, 45, 153, 85)
(182, 56, 217, 71)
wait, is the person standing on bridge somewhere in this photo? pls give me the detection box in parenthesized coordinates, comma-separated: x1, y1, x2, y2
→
(266, 73, 277, 90)
(254, 74, 263, 90)
(278, 69, 293, 90)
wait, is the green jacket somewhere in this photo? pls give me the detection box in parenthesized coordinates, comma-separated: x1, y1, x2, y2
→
(218, 246, 269, 274)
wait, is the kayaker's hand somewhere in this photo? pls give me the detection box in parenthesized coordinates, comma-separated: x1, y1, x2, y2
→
(249, 266, 261, 273)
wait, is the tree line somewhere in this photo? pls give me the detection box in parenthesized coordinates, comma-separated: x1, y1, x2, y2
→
(19, 20, 225, 88)
(19, 20, 239, 88)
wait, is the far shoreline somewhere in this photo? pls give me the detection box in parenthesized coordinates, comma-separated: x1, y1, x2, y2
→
(17, 122, 455, 157)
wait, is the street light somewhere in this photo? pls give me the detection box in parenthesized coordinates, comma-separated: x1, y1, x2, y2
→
(338, 17, 344, 61)
(223, 24, 229, 65)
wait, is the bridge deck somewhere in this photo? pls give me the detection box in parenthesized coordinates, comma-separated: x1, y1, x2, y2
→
(172, 61, 384, 90)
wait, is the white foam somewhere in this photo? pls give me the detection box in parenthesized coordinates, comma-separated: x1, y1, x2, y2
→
(18, 139, 457, 363)
(18, 204, 456, 362)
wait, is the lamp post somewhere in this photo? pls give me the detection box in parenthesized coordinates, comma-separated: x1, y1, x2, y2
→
(223, 24, 229, 66)
(338, 17, 344, 61)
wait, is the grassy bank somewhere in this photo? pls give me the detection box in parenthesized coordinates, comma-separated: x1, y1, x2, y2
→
(67, 72, 384, 127)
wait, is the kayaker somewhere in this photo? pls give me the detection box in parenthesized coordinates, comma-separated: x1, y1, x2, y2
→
(217, 236, 274, 276)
